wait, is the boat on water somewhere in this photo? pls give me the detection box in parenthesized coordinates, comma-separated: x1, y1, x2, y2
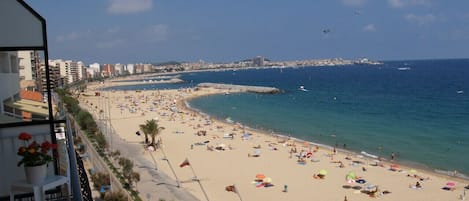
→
(299, 86, 309, 92)
(457, 90, 464, 94)
(397, 67, 411, 71)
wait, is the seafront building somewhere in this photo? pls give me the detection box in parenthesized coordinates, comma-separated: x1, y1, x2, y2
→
(18, 50, 40, 91)
(126, 63, 135, 74)
(114, 63, 124, 75)
(49, 59, 80, 85)
(86, 62, 101, 78)
(26, 55, 382, 85)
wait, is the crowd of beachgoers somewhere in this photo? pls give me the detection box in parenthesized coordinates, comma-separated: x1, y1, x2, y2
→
(79, 78, 469, 201)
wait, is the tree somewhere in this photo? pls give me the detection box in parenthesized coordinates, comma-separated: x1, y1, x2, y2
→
(118, 157, 140, 188)
(139, 119, 164, 146)
(90, 172, 110, 190)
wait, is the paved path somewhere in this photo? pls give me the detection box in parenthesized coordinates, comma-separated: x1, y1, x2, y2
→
(111, 132, 199, 201)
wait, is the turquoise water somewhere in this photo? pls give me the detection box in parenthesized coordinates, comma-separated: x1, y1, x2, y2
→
(109, 59, 469, 176)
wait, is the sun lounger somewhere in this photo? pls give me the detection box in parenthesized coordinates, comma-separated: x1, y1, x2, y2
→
(223, 133, 234, 139)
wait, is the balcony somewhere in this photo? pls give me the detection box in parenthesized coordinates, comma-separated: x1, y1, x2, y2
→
(0, 120, 92, 201)
(0, 0, 92, 200)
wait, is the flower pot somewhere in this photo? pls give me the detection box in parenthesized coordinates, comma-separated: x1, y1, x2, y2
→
(24, 164, 47, 185)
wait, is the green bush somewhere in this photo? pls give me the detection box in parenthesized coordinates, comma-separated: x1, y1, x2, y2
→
(103, 190, 129, 201)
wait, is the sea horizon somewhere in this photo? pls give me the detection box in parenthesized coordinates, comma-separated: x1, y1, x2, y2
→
(106, 58, 469, 178)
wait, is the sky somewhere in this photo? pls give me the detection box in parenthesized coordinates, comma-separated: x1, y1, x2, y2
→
(25, 0, 469, 64)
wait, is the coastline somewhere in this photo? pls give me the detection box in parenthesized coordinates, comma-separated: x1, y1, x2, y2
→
(81, 79, 468, 201)
(182, 93, 469, 182)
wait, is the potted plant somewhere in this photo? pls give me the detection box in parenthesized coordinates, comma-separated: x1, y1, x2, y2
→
(17, 132, 58, 184)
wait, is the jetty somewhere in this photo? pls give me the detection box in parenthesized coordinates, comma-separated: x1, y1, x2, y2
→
(196, 83, 281, 94)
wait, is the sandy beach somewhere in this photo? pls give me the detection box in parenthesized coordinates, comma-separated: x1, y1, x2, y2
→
(79, 79, 468, 201)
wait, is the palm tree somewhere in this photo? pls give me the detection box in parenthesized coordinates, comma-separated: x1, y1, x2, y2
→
(138, 123, 149, 145)
(139, 119, 164, 146)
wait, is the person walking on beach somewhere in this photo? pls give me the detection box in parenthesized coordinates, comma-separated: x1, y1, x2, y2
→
(390, 152, 395, 161)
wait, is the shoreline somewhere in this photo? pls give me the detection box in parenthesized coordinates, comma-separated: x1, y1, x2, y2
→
(81, 79, 469, 201)
(102, 75, 469, 179)
(181, 92, 469, 182)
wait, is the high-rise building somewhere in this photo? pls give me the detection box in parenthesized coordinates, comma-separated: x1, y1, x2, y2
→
(88, 62, 101, 78)
(114, 63, 124, 75)
(38, 60, 59, 92)
(49, 59, 83, 85)
(102, 64, 114, 77)
(65, 60, 78, 84)
(18, 51, 40, 91)
(126, 64, 135, 74)
(77, 61, 84, 81)
(253, 56, 265, 67)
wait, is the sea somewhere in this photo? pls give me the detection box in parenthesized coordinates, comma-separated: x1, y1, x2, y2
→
(106, 59, 469, 177)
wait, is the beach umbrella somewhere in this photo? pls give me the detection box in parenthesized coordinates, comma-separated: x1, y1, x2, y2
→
(346, 172, 356, 180)
(356, 179, 366, 184)
(254, 149, 261, 155)
(446, 182, 456, 187)
(256, 174, 266, 179)
(318, 169, 328, 175)
(263, 177, 272, 183)
(390, 164, 399, 171)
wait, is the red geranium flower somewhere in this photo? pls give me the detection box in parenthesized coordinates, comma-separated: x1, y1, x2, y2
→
(16, 132, 58, 167)
(18, 132, 32, 140)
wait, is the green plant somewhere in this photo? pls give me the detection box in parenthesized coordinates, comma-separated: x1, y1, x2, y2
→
(139, 119, 164, 146)
(103, 190, 128, 201)
(90, 172, 110, 190)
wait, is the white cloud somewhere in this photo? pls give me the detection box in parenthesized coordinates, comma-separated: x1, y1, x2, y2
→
(342, 0, 367, 6)
(388, 0, 431, 8)
(141, 24, 168, 43)
(96, 39, 126, 49)
(405, 13, 436, 25)
(56, 31, 91, 42)
(363, 24, 376, 32)
(107, 0, 153, 14)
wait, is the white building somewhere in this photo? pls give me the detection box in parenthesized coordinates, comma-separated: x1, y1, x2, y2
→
(0, 51, 20, 118)
(65, 60, 78, 84)
(114, 63, 124, 75)
(49, 59, 83, 85)
(126, 64, 134, 74)
(17, 51, 34, 81)
(17, 51, 39, 90)
(89, 62, 100, 72)
(77, 61, 84, 81)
